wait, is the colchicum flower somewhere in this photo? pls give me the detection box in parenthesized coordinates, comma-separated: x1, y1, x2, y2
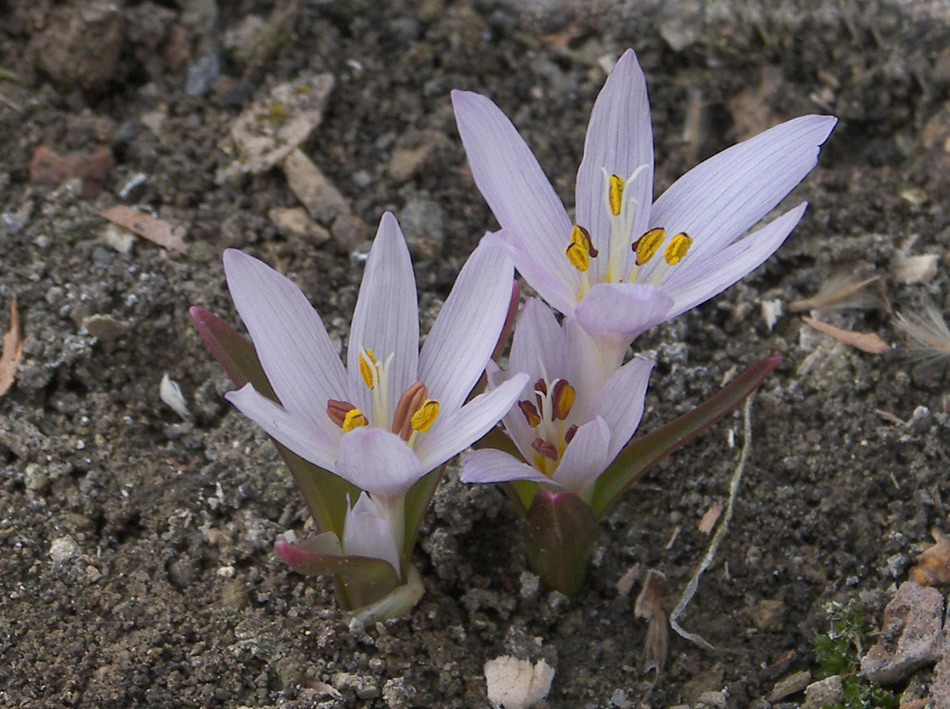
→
(222, 212, 527, 574)
(453, 49, 837, 370)
(461, 298, 653, 500)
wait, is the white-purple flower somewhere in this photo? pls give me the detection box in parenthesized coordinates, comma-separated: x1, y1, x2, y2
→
(461, 298, 653, 499)
(223, 212, 528, 551)
(453, 49, 837, 368)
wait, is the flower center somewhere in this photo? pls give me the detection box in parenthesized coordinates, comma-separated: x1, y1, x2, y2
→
(327, 348, 440, 448)
(517, 376, 578, 477)
(564, 167, 694, 296)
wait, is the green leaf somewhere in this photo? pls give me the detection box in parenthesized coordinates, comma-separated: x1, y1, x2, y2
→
(523, 490, 600, 596)
(402, 466, 443, 560)
(190, 306, 358, 536)
(590, 356, 780, 517)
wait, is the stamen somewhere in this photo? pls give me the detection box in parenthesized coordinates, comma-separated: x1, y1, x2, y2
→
(608, 174, 625, 216)
(358, 349, 378, 390)
(343, 408, 369, 433)
(632, 227, 666, 266)
(410, 399, 440, 433)
(327, 399, 356, 428)
(664, 232, 693, 266)
(519, 400, 541, 428)
(533, 379, 548, 396)
(531, 438, 559, 461)
(551, 380, 576, 421)
(392, 382, 427, 440)
(565, 424, 578, 444)
(565, 225, 596, 272)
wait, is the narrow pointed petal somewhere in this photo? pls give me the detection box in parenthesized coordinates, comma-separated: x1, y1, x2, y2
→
(452, 90, 579, 307)
(561, 318, 608, 417)
(415, 374, 529, 472)
(487, 361, 536, 464)
(483, 231, 578, 316)
(343, 493, 401, 575)
(574, 282, 674, 366)
(664, 203, 807, 320)
(594, 356, 654, 462)
(650, 115, 836, 263)
(226, 383, 338, 470)
(419, 241, 513, 413)
(461, 448, 558, 487)
(551, 417, 611, 495)
(336, 427, 425, 497)
(223, 249, 347, 436)
(509, 298, 563, 381)
(575, 49, 654, 283)
(347, 213, 419, 420)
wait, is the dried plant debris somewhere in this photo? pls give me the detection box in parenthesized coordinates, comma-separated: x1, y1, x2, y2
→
(802, 316, 891, 355)
(892, 253, 938, 285)
(160, 374, 193, 421)
(98, 206, 188, 253)
(483, 656, 554, 709)
(634, 569, 669, 675)
(910, 528, 950, 587)
(895, 300, 950, 373)
(789, 275, 880, 313)
(0, 299, 22, 397)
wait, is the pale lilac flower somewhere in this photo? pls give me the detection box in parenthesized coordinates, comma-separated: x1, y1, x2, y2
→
(461, 298, 653, 498)
(223, 212, 527, 550)
(453, 49, 837, 368)
(342, 492, 402, 573)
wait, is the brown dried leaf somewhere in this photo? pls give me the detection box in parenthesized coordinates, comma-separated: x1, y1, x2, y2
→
(789, 275, 879, 312)
(802, 316, 890, 354)
(634, 569, 669, 675)
(698, 504, 723, 535)
(98, 206, 187, 253)
(0, 299, 23, 397)
(910, 528, 950, 587)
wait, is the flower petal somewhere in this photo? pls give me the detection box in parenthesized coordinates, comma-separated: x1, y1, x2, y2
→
(574, 282, 674, 369)
(551, 417, 611, 495)
(452, 90, 579, 313)
(343, 492, 401, 575)
(482, 231, 578, 317)
(663, 202, 807, 320)
(649, 114, 836, 265)
(414, 374, 529, 473)
(575, 49, 654, 283)
(461, 448, 559, 487)
(336, 427, 425, 497)
(509, 298, 562, 382)
(561, 318, 608, 417)
(347, 213, 419, 422)
(594, 355, 653, 462)
(225, 383, 338, 470)
(419, 239, 513, 414)
(223, 249, 347, 436)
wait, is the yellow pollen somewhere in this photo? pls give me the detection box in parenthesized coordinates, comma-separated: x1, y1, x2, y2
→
(633, 227, 666, 266)
(608, 174, 625, 216)
(664, 232, 693, 266)
(358, 349, 378, 390)
(565, 225, 593, 273)
(342, 408, 369, 433)
(410, 399, 440, 433)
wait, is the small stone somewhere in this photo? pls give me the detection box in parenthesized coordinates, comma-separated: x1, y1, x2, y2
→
(101, 224, 136, 253)
(184, 51, 221, 97)
(387, 131, 444, 183)
(24, 463, 49, 493)
(30, 145, 115, 199)
(750, 599, 785, 631)
(168, 558, 195, 589)
(283, 149, 350, 223)
(861, 581, 944, 684)
(83, 314, 128, 342)
(768, 669, 811, 702)
(802, 675, 843, 709)
(268, 206, 330, 245)
(399, 197, 444, 255)
(49, 536, 79, 564)
(695, 689, 728, 708)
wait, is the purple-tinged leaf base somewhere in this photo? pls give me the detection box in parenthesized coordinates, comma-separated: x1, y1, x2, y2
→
(524, 490, 601, 596)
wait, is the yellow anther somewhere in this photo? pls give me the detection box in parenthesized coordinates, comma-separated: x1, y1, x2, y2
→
(664, 232, 693, 266)
(410, 399, 440, 433)
(633, 227, 666, 266)
(342, 408, 369, 433)
(565, 225, 597, 273)
(358, 349, 378, 390)
(551, 380, 575, 421)
(608, 174, 625, 216)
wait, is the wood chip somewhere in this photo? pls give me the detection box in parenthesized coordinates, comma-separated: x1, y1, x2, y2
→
(698, 504, 723, 535)
(802, 316, 890, 354)
(98, 206, 187, 253)
(0, 299, 23, 397)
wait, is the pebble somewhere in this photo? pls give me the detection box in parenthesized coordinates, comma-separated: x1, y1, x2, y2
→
(768, 669, 811, 702)
(185, 51, 221, 97)
(802, 675, 843, 709)
(49, 536, 80, 564)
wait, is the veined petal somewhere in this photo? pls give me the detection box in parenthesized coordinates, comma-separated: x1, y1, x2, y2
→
(594, 356, 653, 462)
(347, 213, 419, 422)
(574, 282, 674, 370)
(343, 492, 401, 575)
(419, 239, 513, 414)
(452, 90, 579, 308)
(509, 298, 562, 382)
(483, 231, 578, 317)
(551, 417, 611, 495)
(488, 361, 536, 464)
(561, 318, 608, 419)
(461, 448, 559, 487)
(223, 249, 347, 437)
(414, 374, 529, 473)
(650, 114, 836, 265)
(336, 426, 425, 497)
(663, 202, 807, 320)
(226, 383, 338, 471)
(576, 49, 654, 284)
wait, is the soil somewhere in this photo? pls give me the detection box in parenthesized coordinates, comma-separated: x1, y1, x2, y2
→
(3, 1, 950, 707)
